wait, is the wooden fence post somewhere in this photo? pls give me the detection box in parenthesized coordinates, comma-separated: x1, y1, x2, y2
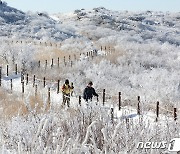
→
(79, 96, 81, 106)
(57, 80, 60, 94)
(21, 72, 24, 83)
(137, 96, 140, 115)
(45, 60, 47, 69)
(71, 82, 74, 96)
(58, 57, 59, 67)
(38, 60, 40, 68)
(11, 79, 13, 91)
(111, 108, 114, 123)
(174, 108, 177, 121)
(69, 55, 71, 62)
(33, 75, 35, 87)
(0, 66, 1, 86)
(105, 46, 106, 51)
(43, 77, 46, 87)
(64, 56, 66, 66)
(71, 61, 73, 67)
(35, 85, 37, 97)
(156, 101, 159, 122)
(26, 74, 28, 85)
(125, 118, 130, 130)
(30, 62, 33, 72)
(119, 92, 121, 110)
(15, 64, 17, 75)
(7, 65, 8, 76)
(22, 81, 24, 93)
(51, 58, 54, 68)
(48, 87, 50, 103)
(101, 46, 102, 51)
(103, 89, 105, 106)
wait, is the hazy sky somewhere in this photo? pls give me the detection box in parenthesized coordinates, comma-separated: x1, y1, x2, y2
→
(3, 0, 180, 14)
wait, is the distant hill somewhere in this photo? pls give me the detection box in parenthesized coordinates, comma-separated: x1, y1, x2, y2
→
(53, 7, 180, 45)
(0, 2, 76, 41)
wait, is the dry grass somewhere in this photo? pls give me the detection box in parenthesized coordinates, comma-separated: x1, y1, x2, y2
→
(0, 89, 49, 119)
(34, 47, 80, 64)
(0, 89, 28, 118)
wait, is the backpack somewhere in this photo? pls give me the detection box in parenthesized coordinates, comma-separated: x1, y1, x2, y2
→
(83, 87, 88, 99)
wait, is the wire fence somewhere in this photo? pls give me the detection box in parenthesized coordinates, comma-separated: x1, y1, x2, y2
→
(0, 41, 178, 123)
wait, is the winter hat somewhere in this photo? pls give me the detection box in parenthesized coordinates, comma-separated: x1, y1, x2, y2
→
(65, 79, 69, 84)
(88, 81, 93, 85)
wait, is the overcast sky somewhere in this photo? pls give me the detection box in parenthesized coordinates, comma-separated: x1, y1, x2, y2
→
(3, 0, 180, 14)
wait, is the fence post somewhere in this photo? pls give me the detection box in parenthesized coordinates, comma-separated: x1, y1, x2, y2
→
(64, 56, 66, 66)
(57, 80, 60, 94)
(101, 46, 102, 51)
(79, 96, 81, 106)
(11, 79, 13, 91)
(111, 108, 114, 123)
(43, 77, 46, 87)
(105, 46, 106, 51)
(174, 108, 177, 121)
(21, 72, 24, 83)
(35, 85, 37, 97)
(45, 60, 47, 70)
(15, 64, 17, 75)
(30, 62, 33, 73)
(119, 92, 121, 110)
(38, 60, 40, 68)
(69, 55, 71, 62)
(48, 87, 50, 103)
(0, 66, 1, 86)
(126, 118, 130, 130)
(137, 96, 140, 115)
(58, 57, 59, 67)
(26, 74, 28, 85)
(71, 82, 74, 96)
(156, 101, 159, 122)
(7, 65, 8, 76)
(22, 81, 24, 93)
(103, 89, 105, 106)
(71, 61, 73, 67)
(51, 58, 54, 68)
(33, 75, 35, 87)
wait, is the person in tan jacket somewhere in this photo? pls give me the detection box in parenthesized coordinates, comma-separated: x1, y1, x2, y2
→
(61, 79, 74, 107)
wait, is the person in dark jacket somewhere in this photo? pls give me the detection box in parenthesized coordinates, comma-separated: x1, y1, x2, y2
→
(83, 81, 98, 102)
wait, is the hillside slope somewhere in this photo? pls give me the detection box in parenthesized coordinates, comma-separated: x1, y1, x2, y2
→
(53, 7, 180, 45)
(0, 2, 76, 41)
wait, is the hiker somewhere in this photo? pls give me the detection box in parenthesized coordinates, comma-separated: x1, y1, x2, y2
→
(62, 79, 74, 107)
(83, 81, 98, 102)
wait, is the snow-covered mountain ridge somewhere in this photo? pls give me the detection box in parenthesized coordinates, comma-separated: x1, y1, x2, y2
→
(53, 7, 180, 45)
(0, 2, 76, 41)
